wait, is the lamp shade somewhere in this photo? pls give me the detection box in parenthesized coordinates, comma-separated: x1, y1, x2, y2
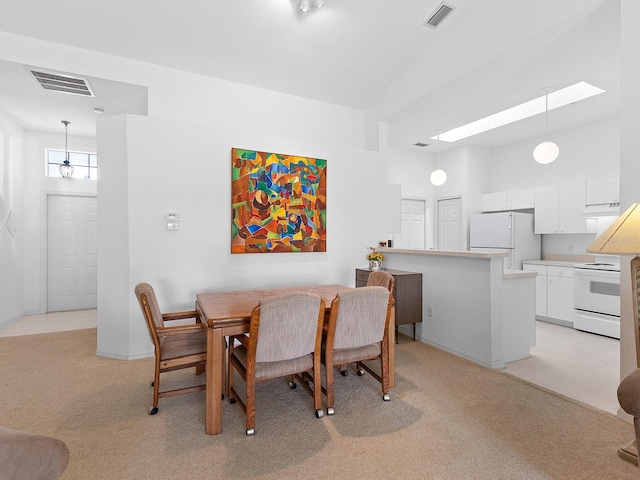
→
(533, 141, 559, 164)
(586, 203, 640, 255)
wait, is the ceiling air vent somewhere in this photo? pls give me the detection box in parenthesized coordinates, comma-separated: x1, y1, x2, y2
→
(414, 142, 429, 147)
(423, 2, 455, 29)
(28, 69, 95, 97)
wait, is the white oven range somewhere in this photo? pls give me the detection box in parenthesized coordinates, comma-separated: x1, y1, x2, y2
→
(573, 259, 621, 339)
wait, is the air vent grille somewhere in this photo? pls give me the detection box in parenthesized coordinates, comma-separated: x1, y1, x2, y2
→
(423, 2, 455, 29)
(29, 69, 95, 97)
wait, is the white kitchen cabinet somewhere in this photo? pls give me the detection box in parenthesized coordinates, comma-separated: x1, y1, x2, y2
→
(481, 192, 507, 212)
(586, 177, 619, 205)
(522, 263, 575, 326)
(481, 188, 534, 212)
(534, 181, 586, 234)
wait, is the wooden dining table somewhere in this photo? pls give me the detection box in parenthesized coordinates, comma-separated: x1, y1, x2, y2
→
(195, 284, 396, 435)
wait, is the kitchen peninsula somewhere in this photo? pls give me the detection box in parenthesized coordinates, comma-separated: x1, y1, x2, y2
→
(379, 248, 536, 369)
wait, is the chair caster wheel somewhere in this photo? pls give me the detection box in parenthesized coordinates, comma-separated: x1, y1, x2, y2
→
(327, 407, 335, 416)
(229, 397, 236, 404)
(315, 409, 324, 418)
(288, 381, 297, 389)
(150, 381, 155, 387)
(340, 370, 348, 377)
(148, 406, 158, 415)
(357, 369, 365, 376)
(246, 428, 255, 436)
(383, 393, 390, 401)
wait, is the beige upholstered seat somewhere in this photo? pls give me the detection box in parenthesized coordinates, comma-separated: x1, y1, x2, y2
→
(0, 426, 69, 480)
(135, 282, 207, 415)
(228, 292, 325, 435)
(322, 286, 393, 415)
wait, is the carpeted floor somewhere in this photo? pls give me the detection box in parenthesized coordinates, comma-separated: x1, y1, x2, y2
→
(0, 328, 637, 479)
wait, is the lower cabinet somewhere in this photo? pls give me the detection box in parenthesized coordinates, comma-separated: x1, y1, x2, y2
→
(355, 268, 423, 339)
(522, 263, 575, 326)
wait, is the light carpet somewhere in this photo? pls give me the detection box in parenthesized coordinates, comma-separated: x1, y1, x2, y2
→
(0, 328, 637, 479)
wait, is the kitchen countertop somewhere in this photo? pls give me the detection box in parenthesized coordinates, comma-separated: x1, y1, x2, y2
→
(379, 247, 508, 258)
(503, 269, 538, 279)
(522, 259, 581, 267)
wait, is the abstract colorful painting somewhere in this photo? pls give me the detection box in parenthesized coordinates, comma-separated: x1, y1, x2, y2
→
(231, 148, 327, 253)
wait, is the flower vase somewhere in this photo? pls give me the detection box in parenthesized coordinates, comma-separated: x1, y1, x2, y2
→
(369, 260, 381, 270)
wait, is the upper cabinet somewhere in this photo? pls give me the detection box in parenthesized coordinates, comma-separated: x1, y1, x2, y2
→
(585, 177, 619, 205)
(481, 188, 534, 212)
(534, 181, 586, 234)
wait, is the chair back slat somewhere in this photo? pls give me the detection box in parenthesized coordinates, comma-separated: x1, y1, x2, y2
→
(254, 292, 323, 363)
(333, 286, 390, 350)
(135, 283, 165, 338)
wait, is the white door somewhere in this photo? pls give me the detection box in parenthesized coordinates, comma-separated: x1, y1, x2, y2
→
(396, 199, 426, 249)
(437, 196, 462, 250)
(47, 195, 98, 312)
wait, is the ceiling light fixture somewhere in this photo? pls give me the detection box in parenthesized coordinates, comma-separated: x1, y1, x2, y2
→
(432, 81, 605, 143)
(533, 88, 559, 164)
(430, 131, 447, 186)
(300, 0, 324, 12)
(59, 120, 74, 179)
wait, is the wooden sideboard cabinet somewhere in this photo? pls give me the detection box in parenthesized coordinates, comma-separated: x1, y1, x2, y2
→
(355, 268, 423, 340)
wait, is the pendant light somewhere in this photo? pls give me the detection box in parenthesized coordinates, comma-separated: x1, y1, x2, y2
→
(59, 120, 74, 179)
(299, 0, 311, 12)
(430, 131, 447, 186)
(533, 88, 559, 164)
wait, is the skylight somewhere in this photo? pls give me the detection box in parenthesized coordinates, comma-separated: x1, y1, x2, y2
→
(432, 82, 605, 143)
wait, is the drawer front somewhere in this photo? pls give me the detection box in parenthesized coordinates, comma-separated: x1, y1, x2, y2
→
(355, 269, 371, 286)
(547, 266, 574, 278)
(523, 264, 546, 275)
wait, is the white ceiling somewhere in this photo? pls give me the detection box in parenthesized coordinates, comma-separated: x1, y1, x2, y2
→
(0, 0, 619, 151)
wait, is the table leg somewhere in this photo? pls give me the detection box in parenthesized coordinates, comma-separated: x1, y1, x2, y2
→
(205, 327, 224, 435)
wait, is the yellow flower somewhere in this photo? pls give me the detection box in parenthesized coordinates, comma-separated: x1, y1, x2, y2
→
(367, 247, 384, 262)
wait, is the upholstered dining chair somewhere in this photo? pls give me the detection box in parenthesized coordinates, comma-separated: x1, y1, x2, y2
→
(322, 286, 393, 415)
(227, 292, 325, 436)
(338, 270, 395, 377)
(135, 282, 207, 415)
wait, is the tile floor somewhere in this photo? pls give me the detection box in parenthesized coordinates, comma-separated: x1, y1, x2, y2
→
(0, 309, 97, 337)
(505, 320, 621, 415)
(0, 311, 620, 414)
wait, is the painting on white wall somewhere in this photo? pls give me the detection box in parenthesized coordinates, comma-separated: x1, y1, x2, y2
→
(231, 148, 327, 254)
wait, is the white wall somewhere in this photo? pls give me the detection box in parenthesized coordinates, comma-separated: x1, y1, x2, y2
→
(0, 112, 26, 327)
(489, 116, 620, 191)
(0, 32, 387, 357)
(96, 115, 388, 359)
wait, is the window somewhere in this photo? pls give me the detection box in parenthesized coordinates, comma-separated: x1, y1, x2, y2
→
(46, 149, 98, 179)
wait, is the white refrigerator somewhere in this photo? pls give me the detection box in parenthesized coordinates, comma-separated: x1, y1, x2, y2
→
(469, 212, 541, 270)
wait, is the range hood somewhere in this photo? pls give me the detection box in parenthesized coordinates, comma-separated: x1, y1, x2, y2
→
(583, 202, 620, 218)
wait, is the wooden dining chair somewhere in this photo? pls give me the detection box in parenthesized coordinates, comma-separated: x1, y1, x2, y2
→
(322, 286, 393, 415)
(135, 282, 207, 415)
(339, 270, 396, 376)
(227, 292, 325, 436)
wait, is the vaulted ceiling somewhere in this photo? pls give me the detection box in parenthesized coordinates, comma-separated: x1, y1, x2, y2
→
(0, 0, 619, 152)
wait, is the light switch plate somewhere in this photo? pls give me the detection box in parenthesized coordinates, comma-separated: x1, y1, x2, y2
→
(166, 222, 179, 231)
(165, 212, 180, 222)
